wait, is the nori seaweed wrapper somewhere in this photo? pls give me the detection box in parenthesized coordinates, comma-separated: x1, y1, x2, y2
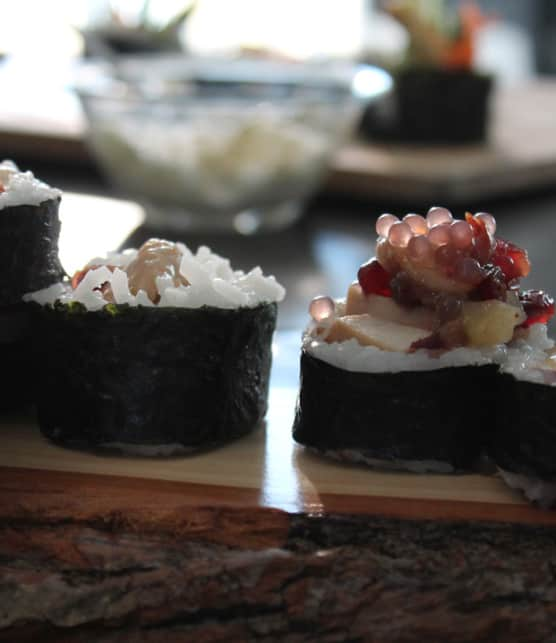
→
(360, 68, 492, 145)
(293, 350, 498, 471)
(0, 198, 64, 306)
(0, 304, 34, 411)
(33, 302, 277, 451)
(489, 373, 556, 480)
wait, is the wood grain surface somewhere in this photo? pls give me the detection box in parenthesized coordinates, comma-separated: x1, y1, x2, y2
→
(3, 471, 556, 642)
(2, 375, 555, 526)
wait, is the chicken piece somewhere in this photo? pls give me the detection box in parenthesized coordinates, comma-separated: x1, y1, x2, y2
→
(325, 314, 431, 352)
(346, 283, 436, 330)
(125, 239, 189, 303)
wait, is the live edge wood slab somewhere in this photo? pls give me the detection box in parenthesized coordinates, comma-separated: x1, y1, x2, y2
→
(2, 466, 556, 643)
(2, 340, 556, 643)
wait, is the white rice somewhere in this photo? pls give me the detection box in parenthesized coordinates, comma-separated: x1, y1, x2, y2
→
(311, 447, 455, 473)
(304, 312, 553, 375)
(0, 160, 61, 209)
(498, 467, 556, 509)
(100, 441, 198, 456)
(24, 243, 285, 311)
(501, 325, 556, 385)
(303, 329, 504, 373)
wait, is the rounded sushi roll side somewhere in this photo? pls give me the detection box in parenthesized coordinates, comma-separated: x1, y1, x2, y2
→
(33, 301, 276, 452)
(0, 161, 64, 411)
(26, 239, 285, 454)
(0, 197, 64, 305)
(295, 208, 552, 473)
(489, 326, 556, 507)
(294, 351, 497, 473)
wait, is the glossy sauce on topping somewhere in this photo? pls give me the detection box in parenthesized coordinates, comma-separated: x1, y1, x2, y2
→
(309, 296, 335, 322)
(70, 239, 190, 305)
(519, 290, 555, 328)
(364, 210, 532, 300)
(346, 209, 547, 351)
(125, 239, 189, 303)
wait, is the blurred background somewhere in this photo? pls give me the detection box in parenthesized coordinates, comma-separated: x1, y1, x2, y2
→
(2, 0, 556, 331)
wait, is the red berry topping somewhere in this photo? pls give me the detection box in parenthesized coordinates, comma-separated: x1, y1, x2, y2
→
(519, 290, 555, 328)
(410, 333, 444, 352)
(465, 212, 494, 264)
(71, 264, 115, 291)
(390, 271, 421, 306)
(492, 238, 530, 282)
(469, 264, 506, 301)
(357, 258, 392, 297)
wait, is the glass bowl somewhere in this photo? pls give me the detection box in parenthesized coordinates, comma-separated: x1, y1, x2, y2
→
(77, 56, 389, 233)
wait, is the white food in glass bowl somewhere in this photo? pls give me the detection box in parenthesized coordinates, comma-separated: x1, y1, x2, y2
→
(87, 103, 340, 212)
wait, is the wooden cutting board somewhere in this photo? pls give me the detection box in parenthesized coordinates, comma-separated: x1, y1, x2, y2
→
(2, 331, 555, 526)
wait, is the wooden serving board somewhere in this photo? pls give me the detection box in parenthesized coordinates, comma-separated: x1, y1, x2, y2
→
(2, 331, 555, 526)
(4, 332, 556, 641)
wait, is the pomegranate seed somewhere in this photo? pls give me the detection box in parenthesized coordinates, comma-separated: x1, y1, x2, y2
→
(390, 271, 421, 306)
(357, 258, 392, 297)
(493, 238, 530, 280)
(507, 245, 530, 277)
(466, 212, 493, 264)
(410, 332, 444, 351)
(492, 254, 519, 282)
(519, 290, 555, 327)
(469, 264, 507, 301)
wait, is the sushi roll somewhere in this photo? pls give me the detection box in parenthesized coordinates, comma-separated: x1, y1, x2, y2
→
(0, 161, 63, 304)
(490, 317, 556, 508)
(25, 239, 285, 454)
(294, 208, 536, 473)
(0, 161, 64, 410)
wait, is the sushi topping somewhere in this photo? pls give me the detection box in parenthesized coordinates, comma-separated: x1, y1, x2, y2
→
(0, 159, 61, 208)
(71, 264, 113, 290)
(29, 238, 285, 311)
(124, 239, 189, 303)
(519, 290, 555, 328)
(71, 240, 189, 304)
(309, 296, 335, 322)
(365, 208, 539, 349)
(357, 259, 391, 297)
(468, 264, 507, 301)
(311, 207, 552, 353)
(492, 238, 531, 284)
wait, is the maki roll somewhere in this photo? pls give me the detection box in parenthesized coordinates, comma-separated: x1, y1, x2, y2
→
(25, 239, 284, 454)
(294, 208, 535, 473)
(0, 161, 63, 304)
(0, 161, 63, 410)
(490, 318, 556, 508)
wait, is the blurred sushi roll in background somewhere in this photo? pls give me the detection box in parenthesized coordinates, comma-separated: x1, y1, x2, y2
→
(294, 208, 554, 475)
(0, 161, 64, 411)
(25, 238, 285, 454)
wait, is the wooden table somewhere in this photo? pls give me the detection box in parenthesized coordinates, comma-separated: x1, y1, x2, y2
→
(3, 188, 556, 642)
